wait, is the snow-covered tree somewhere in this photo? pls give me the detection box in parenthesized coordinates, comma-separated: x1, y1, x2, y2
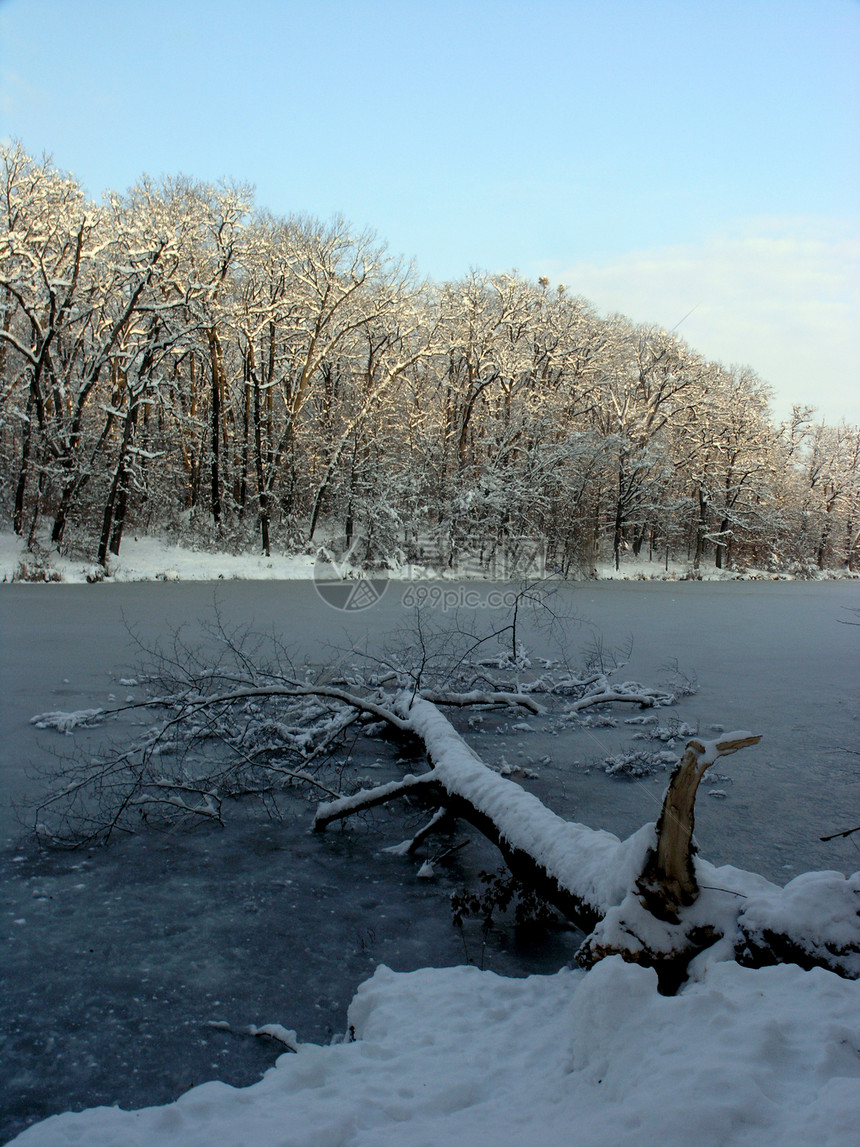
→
(1, 143, 856, 576)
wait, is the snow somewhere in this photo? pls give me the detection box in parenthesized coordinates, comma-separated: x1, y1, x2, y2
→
(2, 530, 856, 586)
(28, 708, 104, 734)
(593, 554, 858, 583)
(400, 694, 654, 913)
(10, 957, 860, 1146)
(3, 540, 859, 1143)
(0, 531, 317, 584)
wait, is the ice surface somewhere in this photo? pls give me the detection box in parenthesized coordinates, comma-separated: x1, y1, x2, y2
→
(1, 573, 859, 1141)
(1, 808, 572, 1142)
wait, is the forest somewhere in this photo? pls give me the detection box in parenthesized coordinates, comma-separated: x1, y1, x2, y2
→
(1, 142, 858, 577)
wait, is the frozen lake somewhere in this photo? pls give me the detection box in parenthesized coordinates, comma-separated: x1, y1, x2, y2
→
(1, 579, 858, 1142)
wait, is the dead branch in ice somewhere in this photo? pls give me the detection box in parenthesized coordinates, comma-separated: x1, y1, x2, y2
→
(206, 1020, 299, 1052)
(313, 771, 442, 832)
(566, 689, 666, 711)
(30, 709, 106, 734)
(381, 808, 455, 856)
(25, 601, 660, 846)
(821, 824, 860, 841)
(416, 688, 545, 714)
(24, 605, 857, 987)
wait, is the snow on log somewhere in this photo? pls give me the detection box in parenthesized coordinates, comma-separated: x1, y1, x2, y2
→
(314, 693, 652, 928)
(313, 696, 859, 986)
(580, 858, 860, 986)
(396, 695, 655, 926)
(736, 868, 860, 979)
(567, 690, 664, 711)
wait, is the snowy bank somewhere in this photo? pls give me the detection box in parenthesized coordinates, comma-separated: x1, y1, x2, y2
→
(0, 532, 317, 584)
(2, 531, 856, 585)
(11, 957, 860, 1147)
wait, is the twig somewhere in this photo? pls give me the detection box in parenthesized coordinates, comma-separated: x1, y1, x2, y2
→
(820, 825, 860, 842)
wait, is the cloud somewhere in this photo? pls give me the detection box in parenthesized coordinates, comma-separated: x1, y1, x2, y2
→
(539, 218, 860, 425)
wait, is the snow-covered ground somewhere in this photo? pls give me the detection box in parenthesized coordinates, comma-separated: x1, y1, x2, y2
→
(11, 956, 860, 1147)
(2, 535, 858, 1146)
(2, 529, 856, 585)
(0, 531, 318, 584)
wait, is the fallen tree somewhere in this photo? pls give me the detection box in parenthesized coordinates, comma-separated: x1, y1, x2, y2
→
(26, 606, 859, 991)
(313, 695, 859, 989)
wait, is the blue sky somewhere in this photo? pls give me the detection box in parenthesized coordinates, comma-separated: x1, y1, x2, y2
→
(1, 0, 857, 422)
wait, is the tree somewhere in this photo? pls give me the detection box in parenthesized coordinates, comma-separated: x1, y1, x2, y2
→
(233, 215, 414, 554)
(0, 148, 167, 554)
(669, 364, 776, 570)
(27, 605, 859, 991)
(803, 422, 860, 570)
(579, 319, 705, 568)
(2, 144, 857, 577)
(0, 146, 101, 543)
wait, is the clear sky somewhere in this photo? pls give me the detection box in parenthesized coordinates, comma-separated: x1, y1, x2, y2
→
(1, 0, 857, 423)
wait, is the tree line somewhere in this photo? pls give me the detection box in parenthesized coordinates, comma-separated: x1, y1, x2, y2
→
(1, 143, 857, 576)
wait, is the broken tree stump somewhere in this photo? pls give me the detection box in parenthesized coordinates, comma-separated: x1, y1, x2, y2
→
(636, 732, 761, 922)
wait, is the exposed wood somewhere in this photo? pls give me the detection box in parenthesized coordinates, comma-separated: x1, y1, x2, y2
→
(636, 732, 761, 922)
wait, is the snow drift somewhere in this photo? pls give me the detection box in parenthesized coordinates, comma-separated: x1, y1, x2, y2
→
(11, 956, 859, 1147)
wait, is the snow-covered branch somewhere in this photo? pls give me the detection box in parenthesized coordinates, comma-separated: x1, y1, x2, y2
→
(313, 771, 442, 832)
(417, 688, 545, 714)
(24, 611, 857, 986)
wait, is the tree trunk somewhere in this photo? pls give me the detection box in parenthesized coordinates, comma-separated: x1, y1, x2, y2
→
(312, 698, 856, 988)
(714, 516, 730, 568)
(635, 732, 761, 921)
(99, 399, 139, 565)
(693, 487, 708, 570)
(314, 699, 766, 976)
(13, 390, 35, 536)
(208, 329, 224, 526)
(238, 367, 251, 515)
(613, 472, 625, 571)
(250, 354, 271, 557)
